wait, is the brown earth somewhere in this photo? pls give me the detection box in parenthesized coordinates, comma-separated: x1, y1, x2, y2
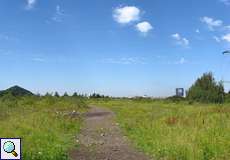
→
(69, 106, 151, 160)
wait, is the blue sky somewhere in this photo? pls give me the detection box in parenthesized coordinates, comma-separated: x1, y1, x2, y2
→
(0, 0, 230, 97)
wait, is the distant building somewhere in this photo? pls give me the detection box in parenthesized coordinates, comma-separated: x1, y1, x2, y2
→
(176, 88, 184, 97)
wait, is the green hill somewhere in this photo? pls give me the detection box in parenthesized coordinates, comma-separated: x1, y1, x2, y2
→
(0, 85, 34, 97)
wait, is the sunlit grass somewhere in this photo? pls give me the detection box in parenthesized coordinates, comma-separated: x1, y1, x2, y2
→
(90, 99, 230, 160)
(0, 96, 87, 160)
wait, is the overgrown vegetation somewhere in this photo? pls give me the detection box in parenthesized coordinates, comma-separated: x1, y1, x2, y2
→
(91, 99, 230, 160)
(187, 72, 224, 103)
(1, 71, 229, 160)
(0, 93, 87, 160)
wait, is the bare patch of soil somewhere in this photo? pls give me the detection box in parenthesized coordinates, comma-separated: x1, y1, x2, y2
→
(69, 106, 151, 160)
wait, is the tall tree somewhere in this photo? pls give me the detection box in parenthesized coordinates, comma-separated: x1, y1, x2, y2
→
(63, 92, 69, 97)
(187, 72, 224, 103)
(54, 92, 60, 97)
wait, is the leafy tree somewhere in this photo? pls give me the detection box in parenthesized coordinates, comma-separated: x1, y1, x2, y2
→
(54, 92, 60, 97)
(63, 92, 69, 97)
(45, 92, 52, 97)
(187, 72, 224, 103)
(72, 92, 79, 97)
(90, 93, 102, 98)
(89, 93, 110, 98)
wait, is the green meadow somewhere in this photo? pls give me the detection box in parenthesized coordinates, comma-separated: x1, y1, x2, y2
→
(90, 99, 230, 160)
(1, 72, 230, 160)
(0, 95, 87, 160)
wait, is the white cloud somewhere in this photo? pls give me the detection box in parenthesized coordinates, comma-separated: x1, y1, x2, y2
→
(177, 57, 187, 64)
(32, 58, 45, 62)
(136, 21, 153, 34)
(56, 5, 64, 16)
(196, 29, 200, 33)
(213, 36, 221, 42)
(172, 33, 180, 40)
(224, 25, 230, 30)
(169, 57, 188, 65)
(113, 6, 141, 24)
(52, 5, 65, 22)
(220, 0, 230, 5)
(222, 33, 230, 42)
(201, 16, 223, 31)
(171, 33, 190, 47)
(102, 57, 146, 65)
(25, 0, 36, 10)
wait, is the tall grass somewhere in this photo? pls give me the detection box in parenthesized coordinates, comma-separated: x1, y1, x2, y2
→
(0, 95, 87, 160)
(91, 99, 230, 160)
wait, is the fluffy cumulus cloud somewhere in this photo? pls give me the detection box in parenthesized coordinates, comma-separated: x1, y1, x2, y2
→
(171, 33, 189, 47)
(113, 5, 153, 36)
(222, 34, 230, 43)
(136, 21, 153, 34)
(113, 6, 140, 24)
(201, 16, 223, 30)
(25, 0, 36, 10)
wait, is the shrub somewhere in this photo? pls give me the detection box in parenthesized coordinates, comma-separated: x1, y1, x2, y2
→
(187, 72, 224, 103)
(166, 96, 185, 103)
(225, 93, 230, 103)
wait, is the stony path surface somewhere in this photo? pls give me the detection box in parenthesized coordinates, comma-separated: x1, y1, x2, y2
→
(69, 106, 151, 160)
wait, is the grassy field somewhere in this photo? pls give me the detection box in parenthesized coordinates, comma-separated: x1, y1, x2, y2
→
(90, 99, 230, 160)
(0, 95, 87, 160)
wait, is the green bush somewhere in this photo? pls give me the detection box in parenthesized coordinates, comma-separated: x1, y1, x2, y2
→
(187, 72, 224, 103)
(166, 96, 186, 103)
(225, 93, 230, 103)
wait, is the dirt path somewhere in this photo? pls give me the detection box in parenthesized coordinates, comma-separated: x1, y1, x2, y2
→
(69, 106, 151, 160)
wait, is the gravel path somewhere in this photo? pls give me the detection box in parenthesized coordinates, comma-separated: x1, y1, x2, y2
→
(69, 106, 150, 160)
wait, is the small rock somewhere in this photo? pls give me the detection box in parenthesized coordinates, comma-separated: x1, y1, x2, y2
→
(99, 141, 104, 145)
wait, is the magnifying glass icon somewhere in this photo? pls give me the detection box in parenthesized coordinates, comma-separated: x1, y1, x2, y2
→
(3, 141, 18, 157)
